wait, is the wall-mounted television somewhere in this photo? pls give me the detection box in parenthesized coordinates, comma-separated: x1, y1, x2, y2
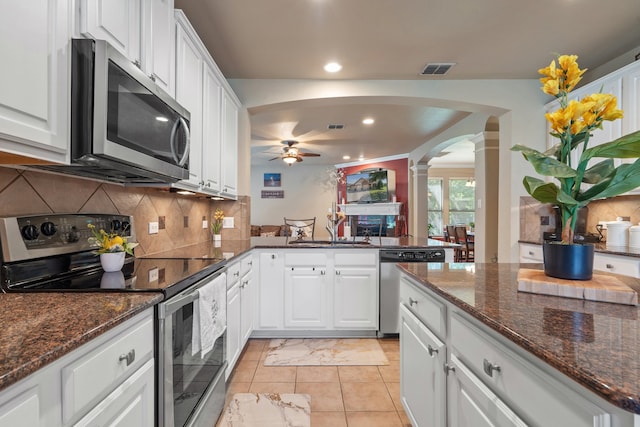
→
(345, 169, 396, 204)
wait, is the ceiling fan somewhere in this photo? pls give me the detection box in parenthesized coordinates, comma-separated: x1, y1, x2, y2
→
(269, 140, 320, 165)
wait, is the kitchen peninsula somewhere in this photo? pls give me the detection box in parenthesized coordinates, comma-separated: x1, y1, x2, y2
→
(399, 262, 640, 426)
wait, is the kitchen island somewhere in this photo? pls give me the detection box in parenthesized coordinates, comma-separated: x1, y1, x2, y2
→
(399, 262, 640, 426)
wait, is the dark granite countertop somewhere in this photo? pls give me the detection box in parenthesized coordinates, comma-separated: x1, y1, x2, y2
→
(0, 292, 162, 392)
(398, 262, 640, 414)
(250, 235, 459, 249)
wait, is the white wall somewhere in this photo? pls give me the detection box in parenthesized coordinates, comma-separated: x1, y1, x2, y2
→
(250, 163, 335, 239)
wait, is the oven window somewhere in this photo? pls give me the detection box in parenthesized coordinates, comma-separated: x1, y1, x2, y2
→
(172, 303, 225, 427)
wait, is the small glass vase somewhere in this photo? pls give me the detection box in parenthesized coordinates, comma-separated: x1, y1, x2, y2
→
(213, 233, 222, 241)
(100, 252, 125, 272)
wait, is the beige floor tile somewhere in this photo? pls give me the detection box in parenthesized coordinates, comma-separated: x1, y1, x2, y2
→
(295, 382, 344, 412)
(341, 382, 396, 412)
(345, 411, 403, 427)
(248, 382, 296, 394)
(224, 381, 250, 406)
(377, 339, 400, 352)
(310, 411, 348, 427)
(297, 366, 339, 382)
(385, 382, 402, 412)
(238, 349, 263, 361)
(245, 339, 269, 351)
(378, 359, 400, 383)
(230, 359, 258, 382)
(398, 407, 413, 427)
(338, 366, 383, 382)
(252, 365, 297, 382)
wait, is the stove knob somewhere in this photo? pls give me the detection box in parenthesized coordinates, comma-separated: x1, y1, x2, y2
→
(22, 224, 39, 240)
(111, 219, 122, 231)
(121, 220, 130, 234)
(41, 221, 57, 237)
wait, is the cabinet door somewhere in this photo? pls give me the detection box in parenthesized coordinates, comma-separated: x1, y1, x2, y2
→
(0, 387, 42, 427)
(257, 252, 284, 329)
(142, 0, 175, 95)
(240, 270, 254, 346)
(0, 1, 70, 162)
(400, 304, 446, 427)
(174, 21, 204, 189)
(79, 0, 141, 63)
(447, 354, 526, 427)
(226, 284, 241, 380)
(202, 65, 223, 193)
(73, 359, 155, 427)
(284, 266, 329, 328)
(333, 266, 378, 329)
(221, 90, 239, 198)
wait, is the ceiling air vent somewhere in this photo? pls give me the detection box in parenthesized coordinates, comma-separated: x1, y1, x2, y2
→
(421, 63, 456, 75)
(328, 124, 345, 130)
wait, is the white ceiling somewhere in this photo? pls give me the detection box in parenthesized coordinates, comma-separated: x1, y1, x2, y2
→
(175, 0, 640, 167)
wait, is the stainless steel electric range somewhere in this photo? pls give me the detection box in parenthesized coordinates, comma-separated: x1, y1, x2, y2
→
(0, 214, 228, 427)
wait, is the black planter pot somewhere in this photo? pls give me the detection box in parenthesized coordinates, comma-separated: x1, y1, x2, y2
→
(542, 242, 594, 280)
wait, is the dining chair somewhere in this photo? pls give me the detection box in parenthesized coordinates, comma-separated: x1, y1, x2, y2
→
(446, 224, 461, 261)
(283, 217, 316, 241)
(454, 226, 474, 261)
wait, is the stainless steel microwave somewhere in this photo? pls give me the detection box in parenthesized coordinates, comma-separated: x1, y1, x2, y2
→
(39, 39, 190, 184)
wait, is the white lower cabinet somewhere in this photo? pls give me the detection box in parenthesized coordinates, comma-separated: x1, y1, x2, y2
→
(399, 273, 624, 427)
(226, 254, 255, 379)
(226, 280, 241, 380)
(400, 304, 445, 427)
(254, 249, 378, 335)
(0, 309, 154, 427)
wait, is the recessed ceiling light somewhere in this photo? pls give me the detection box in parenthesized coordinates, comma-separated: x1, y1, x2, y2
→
(343, 155, 351, 160)
(358, 156, 365, 161)
(362, 118, 375, 125)
(324, 62, 342, 73)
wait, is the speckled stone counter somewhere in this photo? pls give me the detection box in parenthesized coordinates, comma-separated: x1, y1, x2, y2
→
(519, 239, 640, 258)
(0, 292, 162, 391)
(398, 262, 640, 414)
(250, 235, 458, 249)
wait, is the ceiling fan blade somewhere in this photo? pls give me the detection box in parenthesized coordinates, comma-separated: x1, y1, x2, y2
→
(268, 156, 282, 161)
(299, 152, 320, 157)
(296, 156, 304, 162)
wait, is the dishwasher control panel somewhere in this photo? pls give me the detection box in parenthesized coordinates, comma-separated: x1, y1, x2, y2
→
(379, 249, 445, 263)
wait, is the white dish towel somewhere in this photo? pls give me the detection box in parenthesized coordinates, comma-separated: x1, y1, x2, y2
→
(192, 272, 226, 357)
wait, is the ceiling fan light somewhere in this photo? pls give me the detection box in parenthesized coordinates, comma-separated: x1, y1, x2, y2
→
(283, 156, 297, 164)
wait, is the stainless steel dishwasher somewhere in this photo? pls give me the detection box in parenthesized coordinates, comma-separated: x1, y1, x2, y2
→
(378, 249, 446, 336)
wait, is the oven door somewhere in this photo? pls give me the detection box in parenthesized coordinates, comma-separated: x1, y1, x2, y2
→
(157, 271, 227, 427)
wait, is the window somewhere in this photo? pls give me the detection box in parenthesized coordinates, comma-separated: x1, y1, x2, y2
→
(449, 178, 475, 226)
(427, 175, 475, 236)
(427, 178, 443, 235)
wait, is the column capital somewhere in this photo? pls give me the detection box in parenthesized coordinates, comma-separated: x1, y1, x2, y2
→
(410, 163, 430, 175)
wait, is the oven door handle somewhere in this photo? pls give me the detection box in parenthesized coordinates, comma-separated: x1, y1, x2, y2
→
(158, 288, 199, 319)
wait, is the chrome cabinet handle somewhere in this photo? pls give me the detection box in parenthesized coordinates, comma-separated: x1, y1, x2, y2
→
(248, 261, 253, 266)
(528, 251, 534, 256)
(606, 263, 614, 269)
(409, 297, 418, 306)
(149, 72, 157, 82)
(427, 344, 438, 356)
(483, 359, 501, 377)
(234, 271, 240, 277)
(132, 59, 141, 68)
(444, 363, 455, 374)
(119, 349, 136, 366)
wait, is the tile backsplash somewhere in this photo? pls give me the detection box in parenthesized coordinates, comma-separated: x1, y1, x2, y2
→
(0, 166, 249, 256)
(520, 194, 640, 242)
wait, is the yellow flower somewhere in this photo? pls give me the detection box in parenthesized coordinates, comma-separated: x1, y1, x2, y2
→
(87, 224, 137, 255)
(211, 208, 224, 234)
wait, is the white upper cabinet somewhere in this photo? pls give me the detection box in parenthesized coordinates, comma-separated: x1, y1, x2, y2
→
(221, 90, 240, 198)
(0, 1, 71, 163)
(141, 0, 176, 95)
(78, 0, 142, 64)
(202, 65, 223, 193)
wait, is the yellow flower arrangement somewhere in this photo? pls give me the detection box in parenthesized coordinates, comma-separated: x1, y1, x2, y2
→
(87, 223, 137, 255)
(512, 54, 640, 244)
(211, 208, 224, 234)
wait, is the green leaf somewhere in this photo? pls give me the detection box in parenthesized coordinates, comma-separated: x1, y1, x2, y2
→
(583, 159, 640, 200)
(522, 176, 560, 204)
(512, 145, 576, 178)
(581, 130, 640, 162)
(581, 159, 615, 184)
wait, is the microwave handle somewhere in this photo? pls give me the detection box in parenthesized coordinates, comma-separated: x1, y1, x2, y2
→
(170, 117, 190, 167)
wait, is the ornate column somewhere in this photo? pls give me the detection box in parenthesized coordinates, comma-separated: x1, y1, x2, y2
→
(471, 131, 499, 262)
(409, 163, 430, 238)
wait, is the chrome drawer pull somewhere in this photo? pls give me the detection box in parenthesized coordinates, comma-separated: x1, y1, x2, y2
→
(409, 297, 418, 306)
(119, 349, 136, 366)
(606, 263, 614, 269)
(444, 363, 455, 374)
(483, 359, 501, 377)
(427, 344, 438, 356)
(528, 251, 534, 256)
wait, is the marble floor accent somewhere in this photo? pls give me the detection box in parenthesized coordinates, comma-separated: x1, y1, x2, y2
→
(223, 338, 410, 427)
(216, 393, 311, 427)
(264, 338, 389, 366)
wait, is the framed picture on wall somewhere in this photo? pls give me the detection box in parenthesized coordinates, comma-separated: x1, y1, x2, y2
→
(264, 173, 281, 187)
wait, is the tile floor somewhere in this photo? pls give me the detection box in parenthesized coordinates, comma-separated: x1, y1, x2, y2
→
(224, 338, 411, 427)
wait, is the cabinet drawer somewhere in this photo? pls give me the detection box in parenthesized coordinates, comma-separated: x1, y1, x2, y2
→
(240, 254, 253, 275)
(334, 251, 377, 266)
(62, 316, 154, 423)
(450, 312, 609, 426)
(400, 276, 445, 338)
(593, 253, 640, 278)
(284, 251, 327, 266)
(519, 244, 543, 262)
(227, 261, 241, 286)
